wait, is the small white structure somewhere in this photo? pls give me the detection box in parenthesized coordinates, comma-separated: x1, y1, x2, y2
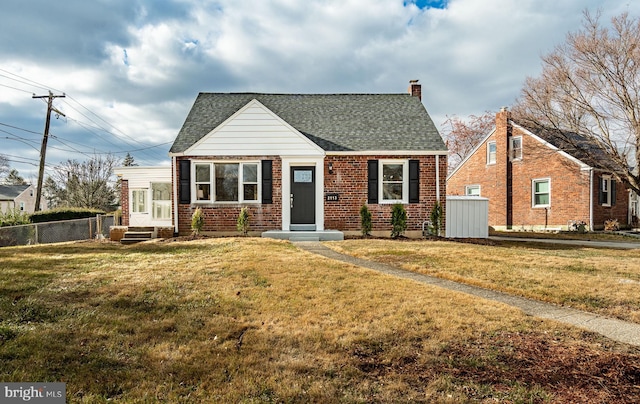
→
(114, 166, 172, 227)
(445, 196, 489, 239)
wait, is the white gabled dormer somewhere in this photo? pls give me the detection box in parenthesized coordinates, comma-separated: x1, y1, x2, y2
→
(184, 99, 325, 157)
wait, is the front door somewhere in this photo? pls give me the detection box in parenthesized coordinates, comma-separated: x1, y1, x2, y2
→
(129, 188, 149, 226)
(290, 166, 315, 229)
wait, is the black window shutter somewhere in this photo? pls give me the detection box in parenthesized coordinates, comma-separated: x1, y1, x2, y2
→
(611, 179, 616, 206)
(179, 159, 191, 204)
(598, 177, 605, 205)
(262, 160, 273, 204)
(409, 159, 420, 203)
(368, 160, 378, 204)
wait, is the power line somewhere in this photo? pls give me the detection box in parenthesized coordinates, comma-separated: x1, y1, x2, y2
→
(0, 122, 43, 136)
(0, 83, 34, 94)
(0, 68, 60, 93)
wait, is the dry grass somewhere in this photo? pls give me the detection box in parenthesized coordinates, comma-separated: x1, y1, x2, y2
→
(327, 238, 640, 324)
(0, 238, 639, 403)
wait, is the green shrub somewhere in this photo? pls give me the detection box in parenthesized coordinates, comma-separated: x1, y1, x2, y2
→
(360, 204, 372, 237)
(0, 208, 31, 227)
(191, 208, 204, 235)
(30, 208, 105, 223)
(390, 203, 407, 239)
(429, 200, 443, 237)
(237, 207, 250, 236)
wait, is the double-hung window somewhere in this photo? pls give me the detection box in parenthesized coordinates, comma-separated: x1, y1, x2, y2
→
(532, 178, 550, 208)
(380, 160, 408, 203)
(194, 162, 259, 203)
(487, 141, 497, 165)
(509, 136, 522, 161)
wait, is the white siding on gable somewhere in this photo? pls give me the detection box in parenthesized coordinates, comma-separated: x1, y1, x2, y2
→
(186, 101, 324, 157)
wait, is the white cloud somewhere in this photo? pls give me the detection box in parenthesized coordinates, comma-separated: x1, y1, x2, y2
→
(2, 0, 640, 178)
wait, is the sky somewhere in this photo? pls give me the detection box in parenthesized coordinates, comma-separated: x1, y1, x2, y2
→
(1, 0, 639, 182)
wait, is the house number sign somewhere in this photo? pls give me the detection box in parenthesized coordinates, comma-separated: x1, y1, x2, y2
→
(326, 193, 339, 201)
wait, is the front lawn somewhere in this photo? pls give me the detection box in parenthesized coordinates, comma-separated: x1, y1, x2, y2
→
(0, 238, 638, 403)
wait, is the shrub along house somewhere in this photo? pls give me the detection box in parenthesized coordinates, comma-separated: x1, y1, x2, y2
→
(447, 108, 630, 231)
(168, 81, 448, 240)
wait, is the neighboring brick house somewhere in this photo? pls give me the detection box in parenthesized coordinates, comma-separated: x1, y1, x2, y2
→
(447, 108, 630, 231)
(0, 184, 46, 214)
(168, 82, 448, 239)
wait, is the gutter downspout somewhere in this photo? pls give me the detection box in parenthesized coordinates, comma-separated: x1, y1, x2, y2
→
(589, 168, 594, 231)
(172, 155, 179, 234)
(435, 155, 440, 202)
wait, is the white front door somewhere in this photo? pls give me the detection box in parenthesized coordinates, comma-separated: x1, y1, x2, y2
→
(129, 188, 149, 226)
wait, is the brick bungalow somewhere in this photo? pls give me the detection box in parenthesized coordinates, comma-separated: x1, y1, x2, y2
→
(168, 82, 448, 239)
(447, 108, 630, 231)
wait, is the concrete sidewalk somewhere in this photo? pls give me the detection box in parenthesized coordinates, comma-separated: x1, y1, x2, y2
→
(294, 241, 640, 347)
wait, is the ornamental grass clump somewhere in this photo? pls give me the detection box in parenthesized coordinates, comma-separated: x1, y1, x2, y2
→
(237, 207, 250, 236)
(191, 207, 204, 235)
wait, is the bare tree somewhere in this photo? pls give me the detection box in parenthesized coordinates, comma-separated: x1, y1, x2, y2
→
(0, 154, 8, 179)
(3, 169, 27, 185)
(45, 154, 119, 211)
(442, 112, 495, 172)
(514, 10, 640, 194)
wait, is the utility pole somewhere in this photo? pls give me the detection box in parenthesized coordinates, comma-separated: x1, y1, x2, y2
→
(33, 91, 65, 212)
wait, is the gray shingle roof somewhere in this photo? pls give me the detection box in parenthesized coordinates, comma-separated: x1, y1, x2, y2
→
(0, 184, 29, 200)
(170, 93, 447, 154)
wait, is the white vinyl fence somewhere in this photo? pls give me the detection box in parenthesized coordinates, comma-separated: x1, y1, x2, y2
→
(0, 215, 114, 247)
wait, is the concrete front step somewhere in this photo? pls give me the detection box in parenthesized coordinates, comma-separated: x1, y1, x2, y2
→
(124, 231, 153, 239)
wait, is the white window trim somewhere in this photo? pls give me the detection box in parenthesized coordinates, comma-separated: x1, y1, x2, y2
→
(509, 136, 523, 161)
(131, 189, 148, 214)
(532, 178, 551, 208)
(191, 160, 261, 204)
(465, 185, 481, 196)
(151, 182, 172, 221)
(487, 141, 497, 165)
(601, 175, 612, 207)
(379, 159, 409, 204)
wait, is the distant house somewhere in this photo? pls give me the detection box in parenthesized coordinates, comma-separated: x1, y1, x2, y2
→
(447, 108, 630, 231)
(167, 81, 448, 239)
(114, 166, 172, 228)
(0, 184, 47, 214)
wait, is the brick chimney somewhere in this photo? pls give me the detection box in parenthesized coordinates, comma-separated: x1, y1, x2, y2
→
(409, 79, 421, 101)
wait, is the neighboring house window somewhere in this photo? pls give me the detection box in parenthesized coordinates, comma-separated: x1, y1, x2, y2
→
(380, 160, 408, 203)
(599, 175, 616, 206)
(509, 136, 523, 161)
(532, 178, 550, 208)
(194, 162, 260, 203)
(19, 202, 25, 211)
(151, 183, 171, 220)
(487, 141, 497, 165)
(465, 185, 481, 196)
(131, 189, 147, 213)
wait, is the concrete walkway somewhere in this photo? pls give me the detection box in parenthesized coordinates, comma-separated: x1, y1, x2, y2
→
(294, 241, 640, 347)
(489, 236, 640, 249)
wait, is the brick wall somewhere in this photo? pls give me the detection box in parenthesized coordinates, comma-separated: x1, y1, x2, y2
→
(120, 179, 129, 226)
(324, 154, 447, 233)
